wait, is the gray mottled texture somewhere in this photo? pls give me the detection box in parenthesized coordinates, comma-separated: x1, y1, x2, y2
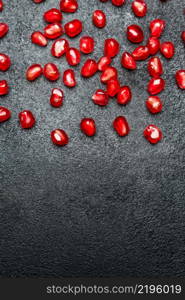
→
(0, 0, 185, 277)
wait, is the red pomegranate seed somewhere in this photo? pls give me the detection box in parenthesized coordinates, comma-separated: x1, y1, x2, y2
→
(113, 116, 130, 137)
(50, 88, 64, 107)
(19, 110, 35, 129)
(160, 41, 175, 59)
(147, 36, 160, 55)
(132, 0, 147, 17)
(51, 38, 69, 58)
(175, 70, 185, 90)
(63, 69, 76, 87)
(98, 56, 111, 72)
(26, 64, 42, 81)
(0, 106, 11, 123)
(0, 53, 11, 71)
(80, 118, 96, 137)
(147, 77, 165, 95)
(43, 63, 60, 81)
(146, 96, 163, 114)
(107, 79, 120, 97)
(104, 38, 120, 58)
(64, 19, 82, 38)
(0, 23, 9, 38)
(44, 23, 63, 39)
(60, 0, 78, 13)
(33, 0, 45, 3)
(121, 52, 137, 70)
(66, 48, 81, 66)
(100, 0, 108, 2)
(0, 80, 8, 95)
(117, 86, 132, 105)
(31, 31, 47, 47)
(181, 31, 185, 43)
(0, 0, 3, 11)
(144, 124, 162, 144)
(148, 57, 163, 77)
(44, 8, 62, 23)
(150, 19, 165, 38)
(80, 36, 94, 54)
(92, 89, 109, 106)
(111, 0, 126, 6)
(132, 45, 150, 60)
(92, 10, 106, 28)
(81, 59, 98, 78)
(51, 129, 69, 146)
(127, 24, 144, 43)
(100, 66, 118, 83)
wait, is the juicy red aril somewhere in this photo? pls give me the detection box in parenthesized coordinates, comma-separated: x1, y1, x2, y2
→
(92, 10, 106, 28)
(64, 19, 82, 38)
(144, 124, 162, 144)
(63, 69, 76, 87)
(148, 57, 163, 77)
(146, 96, 163, 114)
(92, 89, 109, 106)
(113, 116, 130, 137)
(80, 118, 96, 137)
(0, 53, 11, 71)
(31, 31, 47, 47)
(0, 80, 8, 95)
(175, 70, 185, 90)
(127, 24, 144, 43)
(51, 38, 69, 58)
(98, 56, 111, 72)
(111, 0, 126, 6)
(181, 31, 185, 43)
(160, 41, 175, 59)
(150, 19, 165, 38)
(107, 79, 120, 97)
(19, 110, 36, 129)
(132, 46, 150, 61)
(80, 36, 94, 54)
(43, 63, 60, 81)
(51, 129, 69, 146)
(60, 0, 78, 13)
(147, 36, 160, 55)
(0, 1, 3, 11)
(147, 77, 165, 95)
(0, 106, 11, 123)
(121, 52, 137, 70)
(117, 86, 132, 105)
(100, 66, 118, 83)
(132, 0, 147, 17)
(104, 38, 120, 58)
(50, 88, 64, 108)
(26, 64, 42, 81)
(44, 23, 63, 39)
(81, 59, 98, 78)
(0, 23, 9, 38)
(66, 48, 81, 66)
(33, 0, 45, 3)
(44, 8, 62, 23)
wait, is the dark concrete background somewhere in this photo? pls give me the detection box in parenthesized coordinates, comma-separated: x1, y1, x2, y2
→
(0, 0, 185, 277)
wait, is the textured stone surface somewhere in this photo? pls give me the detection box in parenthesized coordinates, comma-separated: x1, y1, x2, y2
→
(0, 0, 185, 277)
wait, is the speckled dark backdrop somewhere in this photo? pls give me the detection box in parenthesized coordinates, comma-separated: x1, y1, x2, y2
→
(0, 0, 184, 277)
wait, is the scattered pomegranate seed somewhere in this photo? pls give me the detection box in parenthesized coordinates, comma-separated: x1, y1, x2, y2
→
(98, 56, 111, 72)
(150, 19, 165, 38)
(132, 0, 147, 18)
(148, 57, 163, 77)
(132, 45, 150, 60)
(80, 36, 95, 54)
(111, 0, 126, 6)
(92, 10, 106, 28)
(51, 129, 69, 146)
(107, 78, 120, 97)
(113, 116, 130, 137)
(80, 118, 96, 137)
(181, 31, 185, 43)
(81, 59, 98, 78)
(121, 52, 137, 70)
(0, 23, 9, 38)
(0, 0, 3, 12)
(104, 38, 120, 58)
(147, 77, 165, 95)
(51, 38, 69, 58)
(100, 66, 118, 83)
(117, 86, 132, 105)
(44, 8, 62, 23)
(33, 0, 45, 3)
(92, 89, 109, 106)
(19, 110, 36, 129)
(144, 124, 162, 144)
(175, 70, 185, 90)
(146, 96, 163, 114)
(31, 31, 47, 47)
(147, 36, 160, 55)
(63, 69, 76, 87)
(64, 19, 83, 38)
(44, 23, 63, 39)
(160, 41, 175, 59)
(50, 88, 64, 108)
(0, 53, 11, 71)
(26, 64, 43, 81)
(0, 106, 11, 123)
(127, 24, 144, 43)
(43, 63, 60, 81)
(66, 48, 81, 66)
(60, 0, 78, 13)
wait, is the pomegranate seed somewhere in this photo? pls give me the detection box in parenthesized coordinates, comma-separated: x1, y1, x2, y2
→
(146, 96, 163, 114)
(127, 24, 144, 43)
(80, 118, 96, 137)
(175, 70, 185, 90)
(117, 86, 132, 105)
(44, 23, 63, 39)
(147, 77, 165, 95)
(111, 0, 126, 6)
(60, 0, 78, 13)
(104, 38, 120, 58)
(51, 129, 69, 146)
(43, 63, 60, 81)
(0, 53, 11, 71)
(107, 79, 120, 97)
(0, 23, 9, 38)
(0, 80, 8, 95)
(92, 10, 106, 28)
(147, 36, 160, 55)
(33, 0, 45, 3)
(144, 125, 162, 144)
(132, 0, 147, 17)
(81, 59, 98, 78)
(0, 106, 11, 123)
(50, 88, 64, 107)
(100, 66, 118, 83)
(160, 41, 175, 59)
(44, 9, 62, 23)
(150, 19, 165, 38)
(66, 48, 81, 66)
(132, 46, 150, 60)
(92, 89, 109, 106)
(98, 56, 111, 72)
(121, 52, 137, 70)
(80, 36, 95, 54)
(0, 0, 3, 11)
(63, 69, 76, 87)
(181, 31, 185, 43)
(148, 57, 163, 77)
(26, 64, 42, 81)
(113, 116, 130, 137)
(64, 19, 82, 38)
(19, 110, 35, 129)
(51, 38, 69, 58)
(31, 31, 47, 47)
